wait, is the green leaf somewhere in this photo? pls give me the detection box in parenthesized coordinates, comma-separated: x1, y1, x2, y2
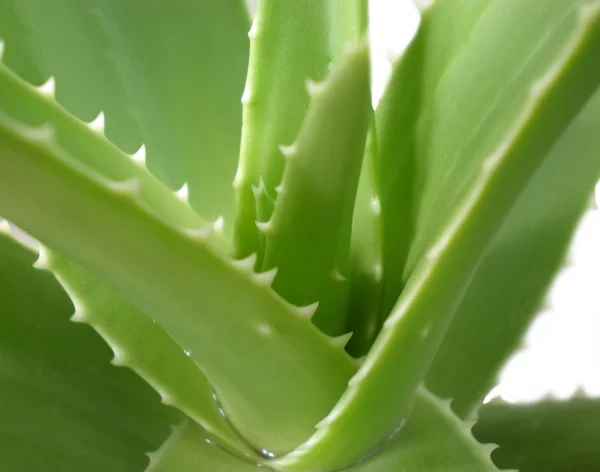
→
(146, 389, 503, 472)
(38, 246, 253, 455)
(0, 227, 179, 471)
(0, 62, 215, 236)
(0, 106, 356, 454)
(347, 389, 502, 472)
(426, 88, 600, 417)
(346, 120, 384, 356)
(375, 0, 493, 317)
(260, 41, 371, 336)
(1, 0, 250, 225)
(273, 1, 600, 469)
(474, 395, 600, 471)
(233, 0, 332, 259)
(147, 421, 262, 472)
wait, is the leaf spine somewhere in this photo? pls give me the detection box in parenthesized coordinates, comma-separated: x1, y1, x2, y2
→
(176, 182, 189, 201)
(294, 301, 319, 320)
(38, 76, 56, 98)
(253, 267, 278, 286)
(131, 144, 146, 165)
(89, 111, 105, 133)
(32, 245, 50, 270)
(278, 143, 297, 160)
(305, 78, 326, 97)
(330, 332, 353, 349)
(330, 268, 346, 282)
(212, 216, 225, 235)
(230, 253, 258, 273)
(255, 219, 273, 234)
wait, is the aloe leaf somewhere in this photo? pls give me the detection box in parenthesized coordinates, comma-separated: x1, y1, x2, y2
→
(346, 120, 384, 355)
(375, 0, 493, 317)
(0, 108, 356, 455)
(347, 389, 502, 472)
(0, 61, 216, 237)
(146, 389, 503, 472)
(2, 0, 250, 225)
(273, 2, 600, 469)
(261, 41, 371, 336)
(233, 0, 332, 259)
(426, 88, 600, 417)
(147, 421, 262, 472)
(0, 0, 142, 152)
(37, 246, 252, 455)
(474, 395, 600, 471)
(0, 227, 179, 471)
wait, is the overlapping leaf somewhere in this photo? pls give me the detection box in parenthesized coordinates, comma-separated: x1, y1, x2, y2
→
(0, 228, 179, 471)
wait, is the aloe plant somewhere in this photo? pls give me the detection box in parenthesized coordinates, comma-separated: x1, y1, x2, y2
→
(0, 0, 599, 470)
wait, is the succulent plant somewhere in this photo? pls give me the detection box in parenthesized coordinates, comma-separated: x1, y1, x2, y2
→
(0, 0, 599, 470)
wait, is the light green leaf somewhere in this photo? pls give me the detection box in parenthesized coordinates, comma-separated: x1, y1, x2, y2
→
(0, 107, 356, 454)
(347, 389, 502, 472)
(274, 1, 600, 469)
(147, 421, 262, 472)
(233, 0, 332, 259)
(1, 0, 250, 225)
(0, 62, 214, 236)
(146, 389, 504, 472)
(261, 41, 371, 336)
(39, 247, 253, 455)
(426, 88, 600, 417)
(0, 228, 178, 471)
(375, 0, 492, 317)
(346, 120, 384, 356)
(474, 395, 600, 471)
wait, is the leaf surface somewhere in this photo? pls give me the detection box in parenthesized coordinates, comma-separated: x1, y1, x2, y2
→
(0, 101, 356, 454)
(0, 228, 178, 471)
(233, 0, 332, 259)
(426, 88, 600, 417)
(474, 395, 600, 471)
(274, 1, 600, 469)
(39, 247, 252, 454)
(261, 41, 371, 335)
(1, 0, 250, 225)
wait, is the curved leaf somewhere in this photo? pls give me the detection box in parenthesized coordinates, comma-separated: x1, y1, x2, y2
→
(233, 0, 332, 258)
(0, 228, 178, 471)
(1, 0, 250, 225)
(474, 395, 600, 471)
(0, 108, 356, 455)
(274, 1, 600, 469)
(39, 247, 252, 455)
(147, 421, 262, 472)
(261, 41, 371, 336)
(426, 88, 600, 417)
